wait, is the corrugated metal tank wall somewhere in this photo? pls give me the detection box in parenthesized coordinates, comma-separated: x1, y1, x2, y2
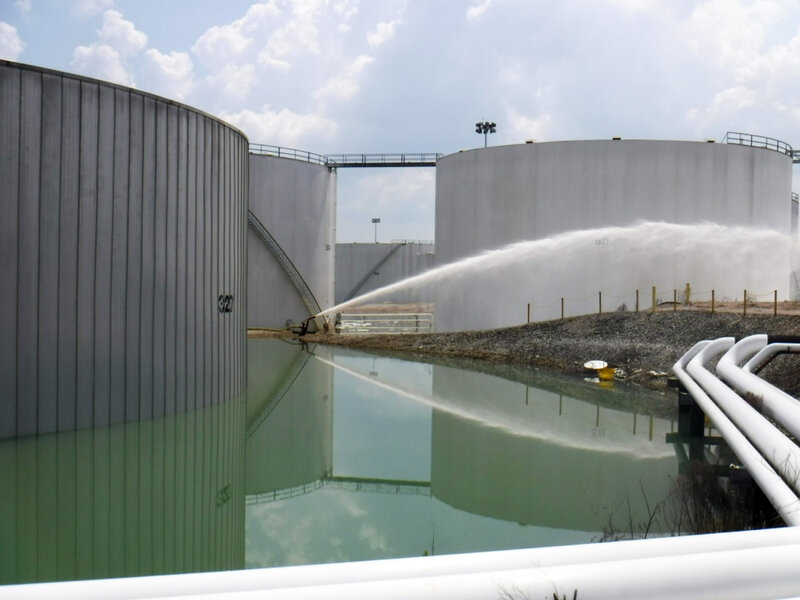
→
(0, 61, 248, 439)
(435, 140, 794, 331)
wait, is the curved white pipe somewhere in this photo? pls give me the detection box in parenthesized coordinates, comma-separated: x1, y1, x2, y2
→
(717, 335, 800, 440)
(16, 543, 800, 600)
(673, 341, 800, 526)
(686, 338, 800, 497)
(744, 342, 800, 373)
(7, 528, 800, 599)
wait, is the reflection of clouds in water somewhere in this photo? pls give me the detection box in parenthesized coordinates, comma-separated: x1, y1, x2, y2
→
(338, 493, 368, 518)
(246, 487, 595, 569)
(246, 492, 392, 567)
(358, 523, 389, 552)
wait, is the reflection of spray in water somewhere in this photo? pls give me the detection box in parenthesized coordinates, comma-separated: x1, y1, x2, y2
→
(313, 352, 671, 457)
(319, 221, 797, 330)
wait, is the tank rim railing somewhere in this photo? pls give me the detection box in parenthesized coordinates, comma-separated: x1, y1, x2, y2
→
(249, 143, 328, 166)
(721, 131, 800, 163)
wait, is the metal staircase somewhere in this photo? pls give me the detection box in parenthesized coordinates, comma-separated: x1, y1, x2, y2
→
(247, 209, 322, 317)
(245, 346, 314, 439)
(342, 242, 406, 302)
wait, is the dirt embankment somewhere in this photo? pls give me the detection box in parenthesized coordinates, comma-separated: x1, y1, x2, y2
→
(254, 311, 800, 393)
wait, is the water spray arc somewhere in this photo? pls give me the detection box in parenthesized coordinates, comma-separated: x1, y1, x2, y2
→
(318, 221, 798, 332)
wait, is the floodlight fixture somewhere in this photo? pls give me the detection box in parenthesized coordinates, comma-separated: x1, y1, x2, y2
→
(475, 121, 497, 147)
(372, 217, 381, 242)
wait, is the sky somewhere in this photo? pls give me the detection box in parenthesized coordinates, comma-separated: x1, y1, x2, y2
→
(2, 0, 800, 242)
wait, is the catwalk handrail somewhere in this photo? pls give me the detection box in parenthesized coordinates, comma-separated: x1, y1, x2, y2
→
(248, 144, 443, 167)
(721, 131, 798, 162)
(249, 143, 328, 165)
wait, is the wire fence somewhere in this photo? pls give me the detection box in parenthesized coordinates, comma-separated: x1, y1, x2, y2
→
(526, 284, 800, 323)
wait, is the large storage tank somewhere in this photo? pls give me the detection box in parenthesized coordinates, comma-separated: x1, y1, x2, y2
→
(435, 139, 794, 331)
(247, 152, 336, 328)
(0, 61, 248, 438)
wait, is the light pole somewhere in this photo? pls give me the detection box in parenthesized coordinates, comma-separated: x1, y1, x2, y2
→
(475, 120, 496, 147)
(372, 217, 380, 243)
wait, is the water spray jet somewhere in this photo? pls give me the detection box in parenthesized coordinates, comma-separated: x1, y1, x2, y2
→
(318, 221, 799, 332)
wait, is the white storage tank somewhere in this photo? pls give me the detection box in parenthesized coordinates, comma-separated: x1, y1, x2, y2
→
(435, 139, 794, 331)
(247, 150, 336, 329)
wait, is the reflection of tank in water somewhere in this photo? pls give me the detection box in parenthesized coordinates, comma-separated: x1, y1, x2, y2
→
(245, 339, 333, 497)
(429, 364, 677, 532)
(0, 398, 245, 584)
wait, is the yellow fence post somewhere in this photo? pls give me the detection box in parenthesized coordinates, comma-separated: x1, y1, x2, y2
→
(651, 286, 656, 314)
(635, 289, 639, 313)
(598, 291, 602, 315)
(673, 289, 677, 312)
(561, 297, 564, 320)
(711, 290, 715, 314)
(685, 282, 691, 305)
(527, 303, 530, 324)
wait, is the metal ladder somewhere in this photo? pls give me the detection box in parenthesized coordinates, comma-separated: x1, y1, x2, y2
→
(343, 242, 406, 302)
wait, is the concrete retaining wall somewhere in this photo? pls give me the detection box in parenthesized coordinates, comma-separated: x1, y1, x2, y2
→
(0, 61, 248, 438)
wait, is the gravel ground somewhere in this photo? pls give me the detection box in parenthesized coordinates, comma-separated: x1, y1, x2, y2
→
(286, 311, 800, 393)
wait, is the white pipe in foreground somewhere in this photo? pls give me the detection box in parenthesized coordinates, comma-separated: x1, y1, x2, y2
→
(64, 543, 800, 600)
(673, 341, 800, 526)
(685, 337, 800, 497)
(744, 341, 800, 373)
(717, 335, 800, 441)
(7, 528, 800, 600)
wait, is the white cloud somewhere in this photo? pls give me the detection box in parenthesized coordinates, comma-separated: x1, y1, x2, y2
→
(366, 19, 399, 48)
(607, 0, 663, 12)
(208, 62, 258, 101)
(348, 169, 434, 212)
(192, 2, 281, 68)
(0, 22, 24, 61)
(218, 104, 337, 146)
(97, 9, 147, 56)
(143, 48, 193, 100)
(73, 0, 113, 17)
(314, 54, 373, 102)
(261, 0, 323, 64)
(72, 42, 134, 86)
(466, 0, 494, 21)
(685, 85, 759, 125)
(682, 0, 783, 82)
(505, 107, 554, 143)
(14, 0, 32, 14)
(192, 23, 253, 68)
(678, 1, 800, 129)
